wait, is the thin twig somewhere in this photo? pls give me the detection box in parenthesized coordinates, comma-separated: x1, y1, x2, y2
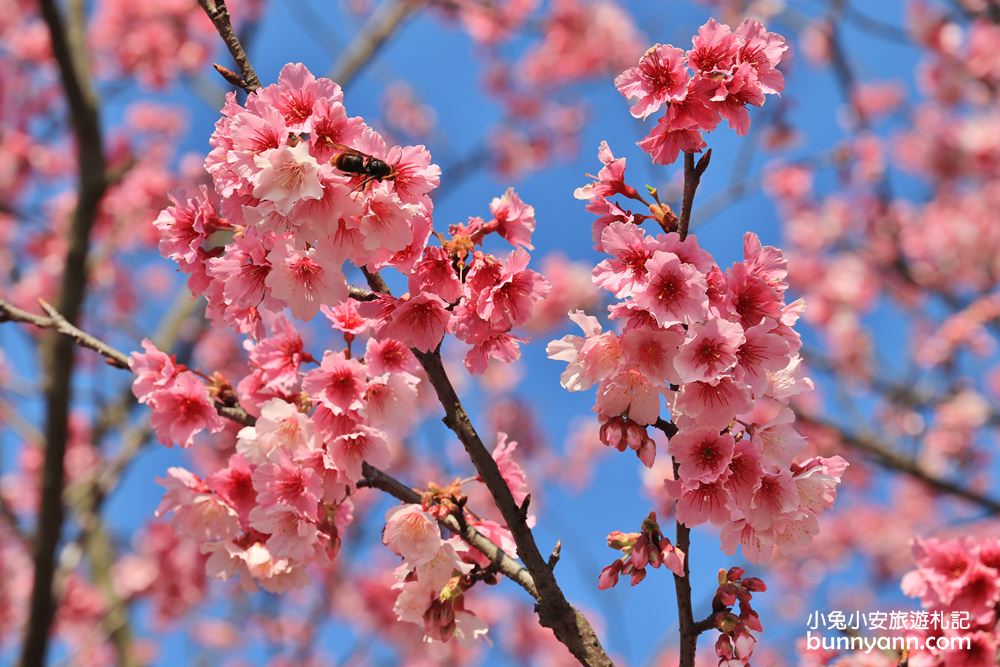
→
(198, 0, 261, 91)
(678, 150, 712, 241)
(0, 300, 130, 369)
(360, 267, 613, 666)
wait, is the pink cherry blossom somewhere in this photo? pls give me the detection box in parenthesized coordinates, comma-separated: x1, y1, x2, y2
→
(669, 427, 736, 484)
(632, 250, 709, 326)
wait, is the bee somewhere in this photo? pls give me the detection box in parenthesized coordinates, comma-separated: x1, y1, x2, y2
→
(327, 142, 397, 194)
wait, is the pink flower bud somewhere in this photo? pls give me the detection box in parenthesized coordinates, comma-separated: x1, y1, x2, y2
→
(718, 582, 738, 606)
(733, 630, 757, 660)
(742, 577, 766, 592)
(741, 608, 763, 632)
(629, 566, 647, 586)
(727, 566, 745, 581)
(607, 530, 638, 550)
(715, 634, 734, 659)
(598, 560, 623, 589)
(636, 436, 656, 467)
(625, 420, 646, 450)
(600, 418, 628, 451)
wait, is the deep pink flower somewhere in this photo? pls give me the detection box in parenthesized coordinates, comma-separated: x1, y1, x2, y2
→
(409, 245, 463, 303)
(148, 372, 225, 448)
(670, 427, 736, 484)
(302, 351, 367, 416)
(381, 292, 451, 352)
(489, 187, 536, 249)
(615, 44, 690, 119)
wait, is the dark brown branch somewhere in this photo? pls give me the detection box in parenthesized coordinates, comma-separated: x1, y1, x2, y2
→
(796, 413, 1000, 514)
(0, 300, 130, 368)
(19, 0, 108, 664)
(197, 0, 261, 91)
(678, 150, 712, 241)
(361, 268, 612, 667)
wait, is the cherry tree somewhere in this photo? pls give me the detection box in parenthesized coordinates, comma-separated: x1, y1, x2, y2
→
(0, 1, 996, 667)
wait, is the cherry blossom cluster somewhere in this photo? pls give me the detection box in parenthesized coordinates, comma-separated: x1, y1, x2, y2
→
(597, 512, 685, 588)
(711, 567, 766, 667)
(615, 18, 787, 164)
(549, 132, 847, 563)
(382, 500, 502, 645)
(899, 537, 1000, 666)
(154, 63, 549, 372)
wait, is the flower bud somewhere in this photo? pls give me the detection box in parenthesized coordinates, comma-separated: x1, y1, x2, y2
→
(600, 418, 628, 451)
(598, 561, 623, 590)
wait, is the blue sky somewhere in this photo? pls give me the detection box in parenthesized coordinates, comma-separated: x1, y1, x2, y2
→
(0, 1, 948, 665)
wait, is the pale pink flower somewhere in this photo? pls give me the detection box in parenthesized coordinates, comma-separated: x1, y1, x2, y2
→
(633, 250, 709, 326)
(328, 425, 390, 483)
(236, 398, 317, 464)
(252, 141, 325, 215)
(596, 368, 664, 425)
(732, 320, 790, 394)
(546, 310, 623, 391)
(673, 318, 745, 384)
(676, 478, 732, 526)
(266, 237, 348, 321)
(248, 504, 320, 562)
(745, 470, 799, 530)
(156, 467, 240, 541)
(383, 504, 443, 565)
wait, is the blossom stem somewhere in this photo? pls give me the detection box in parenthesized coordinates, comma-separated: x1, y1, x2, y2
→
(197, 0, 261, 91)
(678, 149, 712, 241)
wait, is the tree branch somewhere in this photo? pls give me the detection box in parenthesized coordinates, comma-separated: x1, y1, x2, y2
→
(198, 0, 261, 91)
(19, 0, 108, 664)
(796, 412, 1000, 514)
(329, 0, 424, 86)
(0, 300, 544, 615)
(0, 299, 130, 368)
(678, 150, 712, 241)
(361, 268, 612, 666)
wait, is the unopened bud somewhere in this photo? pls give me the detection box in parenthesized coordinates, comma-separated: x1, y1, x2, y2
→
(599, 418, 628, 451)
